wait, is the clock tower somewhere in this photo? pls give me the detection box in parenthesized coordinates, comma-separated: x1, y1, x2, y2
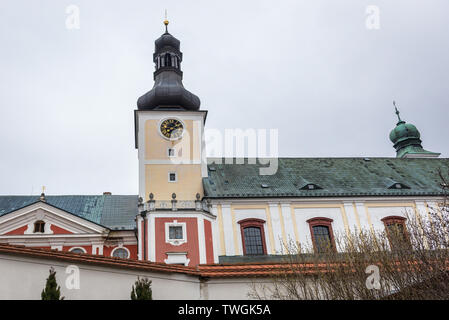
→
(134, 20, 215, 266)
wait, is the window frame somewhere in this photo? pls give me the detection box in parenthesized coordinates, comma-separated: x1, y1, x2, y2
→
(168, 171, 177, 183)
(167, 147, 176, 157)
(306, 217, 336, 253)
(69, 247, 87, 254)
(238, 218, 267, 255)
(33, 220, 45, 233)
(111, 246, 130, 259)
(165, 220, 187, 246)
(381, 216, 409, 249)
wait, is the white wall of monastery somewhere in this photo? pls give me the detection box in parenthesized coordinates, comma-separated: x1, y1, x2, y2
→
(211, 197, 443, 255)
(0, 252, 263, 300)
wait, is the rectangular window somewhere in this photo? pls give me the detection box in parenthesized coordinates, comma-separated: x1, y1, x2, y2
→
(169, 226, 183, 240)
(243, 227, 265, 255)
(312, 225, 332, 253)
(307, 217, 335, 254)
(168, 172, 177, 182)
(168, 148, 175, 157)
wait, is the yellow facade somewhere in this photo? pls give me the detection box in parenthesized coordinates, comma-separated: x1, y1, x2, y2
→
(142, 118, 204, 201)
(144, 164, 203, 201)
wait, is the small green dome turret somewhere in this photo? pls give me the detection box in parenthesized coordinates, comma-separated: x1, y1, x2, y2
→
(389, 121, 421, 145)
(389, 101, 440, 158)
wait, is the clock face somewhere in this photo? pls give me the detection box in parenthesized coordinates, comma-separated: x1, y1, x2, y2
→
(160, 118, 184, 140)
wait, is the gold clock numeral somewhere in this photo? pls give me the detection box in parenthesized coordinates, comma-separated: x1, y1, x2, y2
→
(160, 119, 183, 139)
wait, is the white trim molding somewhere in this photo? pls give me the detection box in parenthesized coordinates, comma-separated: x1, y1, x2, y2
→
(164, 252, 190, 266)
(165, 220, 187, 246)
(111, 246, 130, 259)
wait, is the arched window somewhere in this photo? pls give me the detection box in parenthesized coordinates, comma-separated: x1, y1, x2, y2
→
(306, 217, 335, 253)
(112, 247, 129, 259)
(381, 216, 409, 249)
(69, 247, 86, 254)
(238, 219, 267, 255)
(33, 220, 45, 233)
(165, 53, 172, 67)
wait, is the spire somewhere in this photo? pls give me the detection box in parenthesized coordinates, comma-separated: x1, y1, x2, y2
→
(393, 101, 403, 124)
(40, 186, 46, 202)
(163, 9, 169, 33)
(389, 102, 440, 158)
(136, 20, 201, 111)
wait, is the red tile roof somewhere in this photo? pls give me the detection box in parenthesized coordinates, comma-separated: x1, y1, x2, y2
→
(0, 244, 198, 276)
(0, 244, 329, 278)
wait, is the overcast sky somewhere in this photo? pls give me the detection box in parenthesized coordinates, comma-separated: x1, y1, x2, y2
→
(0, 0, 448, 195)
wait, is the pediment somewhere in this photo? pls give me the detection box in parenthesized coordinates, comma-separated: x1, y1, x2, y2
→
(0, 201, 109, 236)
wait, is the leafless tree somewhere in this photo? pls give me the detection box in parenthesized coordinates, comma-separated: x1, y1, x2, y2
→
(249, 169, 449, 300)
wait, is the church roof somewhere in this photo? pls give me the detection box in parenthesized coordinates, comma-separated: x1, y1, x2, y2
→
(203, 157, 449, 198)
(1, 158, 447, 229)
(0, 195, 138, 230)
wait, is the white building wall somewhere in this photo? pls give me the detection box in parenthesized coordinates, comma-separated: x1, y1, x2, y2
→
(221, 204, 235, 256)
(268, 203, 284, 253)
(280, 203, 296, 247)
(0, 254, 200, 300)
(0, 252, 263, 300)
(213, 197, 444, 256)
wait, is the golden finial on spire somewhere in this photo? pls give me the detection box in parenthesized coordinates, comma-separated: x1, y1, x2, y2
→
(163, 9, 169, 32)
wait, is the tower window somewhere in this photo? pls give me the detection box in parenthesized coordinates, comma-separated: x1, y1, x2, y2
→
(168, 148, 175, 157)
(238, 219, 267, 255)
(169, 226, 183, 240)
(165, 53, 172, 67)
(33, 220, 45, 233)
(165, 221, 187, 245)
(306, 217, 335, 253)
(168, 172, 177, 182)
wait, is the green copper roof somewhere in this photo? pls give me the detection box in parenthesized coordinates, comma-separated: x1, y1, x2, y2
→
(203, 158, 449, 198)
(0, 195, 138, 230)
(389, 105, 439, 158)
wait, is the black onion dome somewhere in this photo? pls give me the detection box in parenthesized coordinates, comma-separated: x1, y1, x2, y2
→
(137, 71, 201, 110)
(137, 23, 201, 111)
(155, 32, 180, 54)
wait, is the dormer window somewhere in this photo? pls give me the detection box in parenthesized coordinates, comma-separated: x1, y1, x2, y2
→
(388, 182, 410, 190)
(301, 183, 322, 190)
(33, 220, 45, 233)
